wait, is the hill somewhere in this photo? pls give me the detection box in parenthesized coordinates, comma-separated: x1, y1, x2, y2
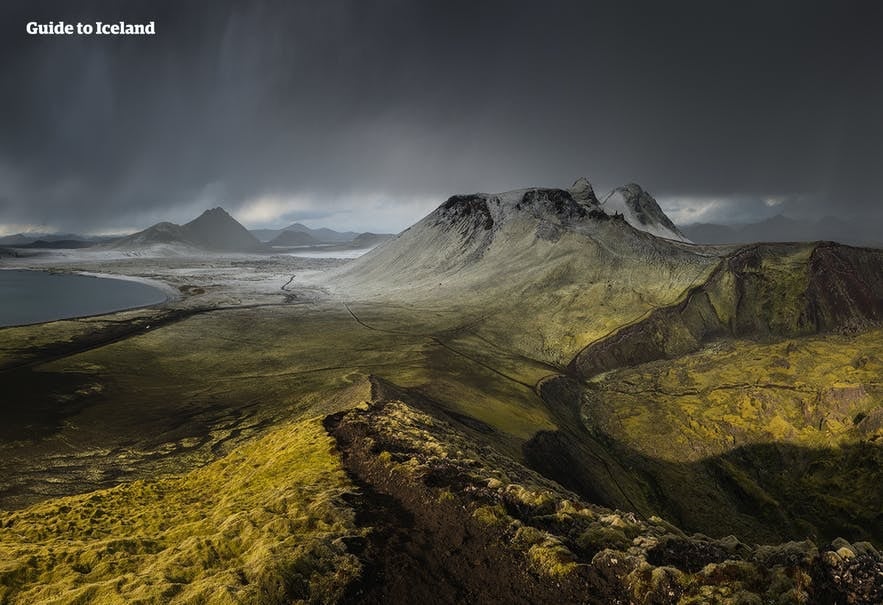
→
(328, 182, 711, 366)
(251, 222, 358, 244)
(268, 230, 319, 246)
(0, 232, 115, 247)
(351, 232, 394, 248)
(114, 207, 265, 253)
(600, 183, 691, 242)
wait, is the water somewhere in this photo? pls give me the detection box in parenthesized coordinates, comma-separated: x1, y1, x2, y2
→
(0, 270, 169, 327)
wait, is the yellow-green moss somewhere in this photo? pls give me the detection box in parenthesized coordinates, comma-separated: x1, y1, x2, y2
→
(471, 505, 508, 527)
(0, 418, 358, 604)
(527, 541, 579, 578)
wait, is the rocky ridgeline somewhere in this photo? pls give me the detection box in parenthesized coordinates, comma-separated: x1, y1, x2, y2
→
(325, 377, 883, 604)
(430, 178, 688, 244)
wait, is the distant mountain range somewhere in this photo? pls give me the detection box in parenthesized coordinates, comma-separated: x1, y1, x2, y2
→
(0, 232, 116, 247)
(8, 201, 877, 254)
(1, 211, 393, 253)
(251, 223, 361, 244)
(269, 230, 319, 246)
(113, 207, 265, 252)
(680, 214, 882, 248)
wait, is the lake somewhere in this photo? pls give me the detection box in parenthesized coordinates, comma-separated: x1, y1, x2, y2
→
(0, 270, 169, 327)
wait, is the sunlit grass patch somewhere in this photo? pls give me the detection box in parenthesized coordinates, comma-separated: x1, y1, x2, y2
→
(0, 417, 359, 604)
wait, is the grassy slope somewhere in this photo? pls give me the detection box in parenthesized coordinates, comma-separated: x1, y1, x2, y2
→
(331, 214, 720, 367)
(583, 330, 883, 544)
(0, 417, 359, 604)
(588, 331, 883, 458)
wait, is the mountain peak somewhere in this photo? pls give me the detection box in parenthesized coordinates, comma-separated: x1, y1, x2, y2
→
(191, 206, 233, 221)
(183, 207, 262, 251)
(115, 206, 264, 252)
(602, 184, 691, 243)
(435, 187, 601, 236)
(568, 177, 600, 208)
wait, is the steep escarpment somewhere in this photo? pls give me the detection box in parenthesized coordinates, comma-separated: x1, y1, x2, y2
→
(570, 242, 883, 379)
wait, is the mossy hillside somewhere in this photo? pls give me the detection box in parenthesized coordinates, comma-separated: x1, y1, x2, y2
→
(586, 330, 883, 460)
(1, 298, 564, 510)
(0, 304, 427, 509)
(464, 226, 717, 367)
(704, 244, 814, 335)
(0, 417, 359, 604)
(578, 330, 883, 544)
(331, 210, 720, 368)
(572, 242, 883, 378)
(76, 301, 560, 442)
(0, 307, 160, 369)
(330, 390, 882, 604)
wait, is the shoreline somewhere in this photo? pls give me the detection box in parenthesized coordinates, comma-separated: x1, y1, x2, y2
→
(0, 268, 178, 329)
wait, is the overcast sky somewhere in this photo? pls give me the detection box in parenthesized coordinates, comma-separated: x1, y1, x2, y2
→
(1, 1, 881, 234)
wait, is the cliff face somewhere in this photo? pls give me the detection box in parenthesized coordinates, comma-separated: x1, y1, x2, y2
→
(570, 242, 883, 378)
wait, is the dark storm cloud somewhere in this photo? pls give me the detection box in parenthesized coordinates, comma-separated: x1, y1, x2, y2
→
(1, 0, 881, 233)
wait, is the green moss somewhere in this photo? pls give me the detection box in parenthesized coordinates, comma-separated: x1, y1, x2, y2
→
(437, 489, 456, 504)
(471, 505, 508, 527)
(527, 541, 579, 578)
(0, 417, 360, 604)
(585, 328, 883, 543)
(576, 526, 631, 553)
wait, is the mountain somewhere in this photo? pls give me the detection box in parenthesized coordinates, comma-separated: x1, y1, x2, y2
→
(251, 222, 358, 244)
(299, 225, 359, 244)
(269, 230, 319, 246)
(600, 183, 691, 242)
(681, 214, 883, 247)
(331, 181, 697, 299)
(19, 239, 100, 249)
(328, 181, 708, 372)
(182, 207, 264, 251)
(114, 207, 265, 253)
(0, 232, 115, 247)
(567, 176, 601, 207)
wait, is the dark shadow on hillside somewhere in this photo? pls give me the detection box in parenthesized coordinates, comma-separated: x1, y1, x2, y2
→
(0, 367, 98, 442)
(527, 375, 883, 548)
